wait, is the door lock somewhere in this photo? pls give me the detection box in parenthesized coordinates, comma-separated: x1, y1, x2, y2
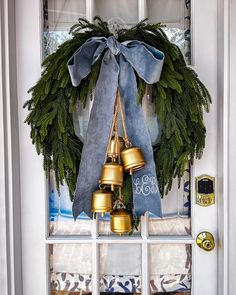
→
(196, 232, 215, 251)
(196, 175, 215, 206)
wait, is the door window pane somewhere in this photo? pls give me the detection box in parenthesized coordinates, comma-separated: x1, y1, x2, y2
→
(150, 244, 192, 293)
(50, 244, 92, 293)
(148, 0, 188, 26)
(149, 166, 191, 236)
(94, 0, 139, 26)
(100, 244, 142, 293)
(147, 0, 191, 64)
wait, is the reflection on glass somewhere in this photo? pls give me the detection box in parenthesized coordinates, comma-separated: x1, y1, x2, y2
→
(150, 244, 191, 294)
(148, 0, 191, 64)
(43, 0, 86, 57)
(100, 244, 142, 293)
(50, 243, 92, 293)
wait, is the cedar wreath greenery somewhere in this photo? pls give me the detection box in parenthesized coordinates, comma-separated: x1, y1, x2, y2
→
(24, 17, 211, 204)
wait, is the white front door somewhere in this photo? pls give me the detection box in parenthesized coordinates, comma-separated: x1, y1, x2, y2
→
(16, 0, 219, 294)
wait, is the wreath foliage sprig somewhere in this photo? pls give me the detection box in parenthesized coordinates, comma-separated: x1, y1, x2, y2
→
(24, 17, 211, 201)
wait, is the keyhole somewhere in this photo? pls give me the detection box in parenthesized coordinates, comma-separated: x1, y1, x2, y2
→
(203, 239, 212, 250)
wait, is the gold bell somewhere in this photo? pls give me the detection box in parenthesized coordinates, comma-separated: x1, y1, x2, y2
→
(91, 189, 113, 217)
(121, 146, 145, 175)
(107, 136, 125, 158)
(110, 209, 132, 235)
(100, 162, 123, 191)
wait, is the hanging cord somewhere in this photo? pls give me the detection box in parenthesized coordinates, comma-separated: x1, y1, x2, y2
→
(113, 100, 121, 163)
(103, 95, 119, 165)
(117, 90, 131, 147)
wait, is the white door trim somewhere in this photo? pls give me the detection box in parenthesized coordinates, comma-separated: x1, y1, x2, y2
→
(217, 0, 236, 294)
(0, 0, 235, 294)
(0, 0, 23, 295)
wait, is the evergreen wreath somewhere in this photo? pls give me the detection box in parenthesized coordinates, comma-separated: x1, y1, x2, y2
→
(24, 17, 211, 205)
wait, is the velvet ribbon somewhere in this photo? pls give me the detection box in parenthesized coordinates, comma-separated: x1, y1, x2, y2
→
(68, 36, 164, 219)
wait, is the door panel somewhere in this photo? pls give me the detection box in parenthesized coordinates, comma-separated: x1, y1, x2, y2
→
(16, 0, 218, 294)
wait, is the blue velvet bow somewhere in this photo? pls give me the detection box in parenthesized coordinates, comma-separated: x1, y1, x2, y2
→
(68, 36, 164, 219)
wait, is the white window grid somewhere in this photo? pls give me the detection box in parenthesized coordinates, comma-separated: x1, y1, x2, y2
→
(46, 213, 195, 295)
(45, 1, 195, 294)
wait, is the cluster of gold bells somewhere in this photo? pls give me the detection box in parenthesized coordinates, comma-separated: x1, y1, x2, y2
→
(91, 90, 146, 235)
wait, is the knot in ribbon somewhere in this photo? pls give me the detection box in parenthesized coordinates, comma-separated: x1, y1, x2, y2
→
(68, 36, 164, 219)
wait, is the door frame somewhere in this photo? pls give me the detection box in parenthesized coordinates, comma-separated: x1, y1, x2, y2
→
(0, 0, 235, 294)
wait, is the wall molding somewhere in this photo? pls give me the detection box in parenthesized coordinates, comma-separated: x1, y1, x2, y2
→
(217, 0, 236, 294)
(0, 0, 23, 295)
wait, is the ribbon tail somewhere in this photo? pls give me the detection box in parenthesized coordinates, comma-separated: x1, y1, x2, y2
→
(72, 51, 119, 219)
(118, 55, 162, 217)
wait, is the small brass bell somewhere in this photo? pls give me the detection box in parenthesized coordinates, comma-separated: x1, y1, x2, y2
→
(121, 146, 145, 175)
(100, 162, 123, 191)
(110, 209, 132, 235)
(107, 136, 125, 158)
(91, 189, 113, 217)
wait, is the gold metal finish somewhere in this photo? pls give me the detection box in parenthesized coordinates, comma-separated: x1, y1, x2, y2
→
(196, 175, 215, 206)
(196, 231, 215, 251)
(100, 162, 123, 190)
(107, 136, 125, 158)
(110, 209, 132, 235)
(91, 189, 113, 216)
(121, 147, 145, 175)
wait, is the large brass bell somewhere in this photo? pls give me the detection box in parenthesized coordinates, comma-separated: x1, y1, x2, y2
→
(91, 189, 113, 217)
(110, 209, 132, 235)
(121, 146, 145, 175)
(107, 136, 125, 158)
(100, 162, 123, 191)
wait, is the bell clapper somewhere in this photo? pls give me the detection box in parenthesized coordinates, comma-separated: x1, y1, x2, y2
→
(130, 168, 133, 175)
(110, 196, 132, 235)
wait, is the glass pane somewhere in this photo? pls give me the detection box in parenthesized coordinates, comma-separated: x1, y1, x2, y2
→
(44, 1, 91, 236)
(50, 244, 92, 294)
(94, 0, 139, 27)
(148, 0, 187, 25)
(150, 244, 192, 294)
(149, 165, 191, 236)
(147, 0, 191, 64)
(43, 0, 86, 57)
(100, 244, 142, 293)
(45, 0, 86, 31)
(49, 171, 92, 236)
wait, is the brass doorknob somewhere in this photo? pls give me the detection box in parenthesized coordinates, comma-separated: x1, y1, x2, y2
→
(196, 232, 215, 251)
